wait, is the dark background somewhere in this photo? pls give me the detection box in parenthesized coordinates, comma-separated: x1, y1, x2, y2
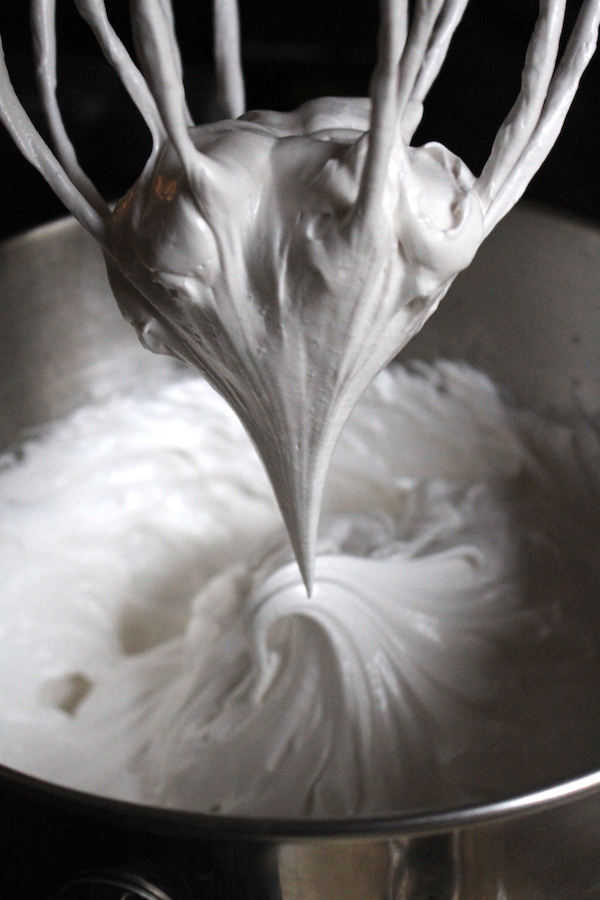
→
(0, 0, 599, 243)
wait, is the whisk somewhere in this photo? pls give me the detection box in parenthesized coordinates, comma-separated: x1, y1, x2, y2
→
(1, 1, 598, 591)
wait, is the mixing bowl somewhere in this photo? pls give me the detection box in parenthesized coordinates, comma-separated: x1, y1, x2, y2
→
(1, 204, 600, 898)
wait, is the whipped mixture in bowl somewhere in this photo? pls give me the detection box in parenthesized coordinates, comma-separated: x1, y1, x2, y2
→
(2, 359, 600, 817)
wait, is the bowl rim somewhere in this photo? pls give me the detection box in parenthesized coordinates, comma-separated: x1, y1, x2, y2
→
(3, 758, 600, 841)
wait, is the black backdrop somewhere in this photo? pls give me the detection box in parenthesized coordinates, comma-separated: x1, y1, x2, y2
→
(0, 0, 599, 242)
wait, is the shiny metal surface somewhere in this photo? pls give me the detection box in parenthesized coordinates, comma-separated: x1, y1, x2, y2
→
(56, 871, 175, 900)
(0, 218, 182, 450)
(1, 204, 600, 897)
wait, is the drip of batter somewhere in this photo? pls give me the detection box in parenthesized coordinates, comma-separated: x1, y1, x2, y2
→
(1, 2, 599, 590)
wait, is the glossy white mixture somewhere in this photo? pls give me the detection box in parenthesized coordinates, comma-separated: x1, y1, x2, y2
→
(1, 0, 600, 818)
(2, 0, 598, 588)
(2, 362, 599, 816)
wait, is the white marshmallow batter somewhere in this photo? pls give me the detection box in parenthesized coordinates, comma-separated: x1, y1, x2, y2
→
(1, 360, 599, 817)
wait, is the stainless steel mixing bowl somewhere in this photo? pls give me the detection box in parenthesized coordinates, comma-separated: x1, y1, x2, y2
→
(1, 204, 600, 898)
